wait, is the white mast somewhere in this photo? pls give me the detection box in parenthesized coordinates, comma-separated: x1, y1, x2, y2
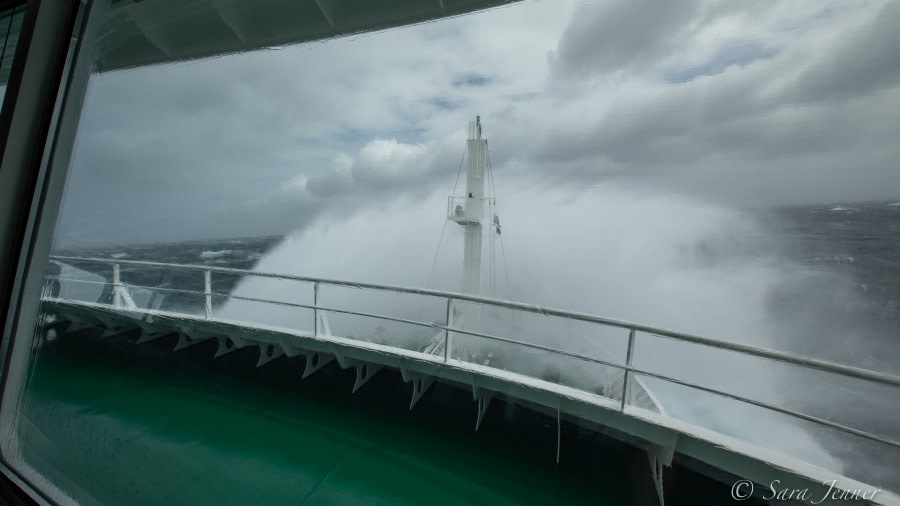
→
(461, 116, 487, 295)
(434, 116, 489, 360)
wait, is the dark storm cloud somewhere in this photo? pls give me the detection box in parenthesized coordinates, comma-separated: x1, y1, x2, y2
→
(516, 0, 900, 205)
(549, 0, 703, 77)
(53, 0, 900, 245)
(793, 1, 900, 103)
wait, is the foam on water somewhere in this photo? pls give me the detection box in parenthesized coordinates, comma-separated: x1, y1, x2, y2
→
(200, 250, 234, 259)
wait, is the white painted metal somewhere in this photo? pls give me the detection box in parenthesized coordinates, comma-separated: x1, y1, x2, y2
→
(313, 281, 320, 336)
(352, 362, 381, 393)
(111, 263, 120, 309)
(256, 342, 285, 367)
(111, 263, 136, 310)
(41, 295, 900, 504)
(301, 352, 335, 379)
(409, 375, 433, 409)
(461, 116, 487, 297)
(444, 297, 452, 362)
(621, 329, 636, 411)
(48, 255, 900, 390)
(204, 269, 212, 319)
(214, 335, 244, 358)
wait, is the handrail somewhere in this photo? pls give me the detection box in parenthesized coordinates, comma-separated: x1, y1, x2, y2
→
(49, 254, 900, 389)
(43, 255, 900, 452)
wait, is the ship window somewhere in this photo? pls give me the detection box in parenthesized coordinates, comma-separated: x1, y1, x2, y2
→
(0, 3, 26, 111)
(1, 0, 898, 504)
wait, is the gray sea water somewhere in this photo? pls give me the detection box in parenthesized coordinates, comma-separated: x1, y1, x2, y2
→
(764, 202, 900, 373)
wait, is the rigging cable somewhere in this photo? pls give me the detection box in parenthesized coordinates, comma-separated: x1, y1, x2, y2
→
(417, 144, 469, 321)
(487, 145, 512, 301)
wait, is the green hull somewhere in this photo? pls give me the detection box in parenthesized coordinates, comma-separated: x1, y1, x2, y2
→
(19, 333, 632, 505)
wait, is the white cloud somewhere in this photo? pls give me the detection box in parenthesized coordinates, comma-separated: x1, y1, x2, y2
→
(354, 138, 428, 177)
(282, 174, 308, 192)
(55, 0, 900, 246)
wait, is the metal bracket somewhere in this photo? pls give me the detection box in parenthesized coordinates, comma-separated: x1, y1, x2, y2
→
(100, 322, 133, 339)
(136, 329, 168, 343)
(403, 372, 434, 409)
(256, 342, 285, 367)
(301, 352, 335, 379)
(280, 343, 303, 358)
(352, 362, 381, 393)
(63, 319, 93, 334)
(421, 329, 446, 357)
(335, 355, 381, 392)
(114, 286, 138, 310)
(213, 335, 243, 358)
(174, 330, 208, 351)
(136, 322, 169, 343)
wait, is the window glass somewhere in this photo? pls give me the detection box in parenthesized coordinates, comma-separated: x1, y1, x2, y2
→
(5, 0, 899, 503)
(0, 4, 26, 108)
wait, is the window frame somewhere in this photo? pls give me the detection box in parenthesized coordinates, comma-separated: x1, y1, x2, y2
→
(0, 0, 94, 503)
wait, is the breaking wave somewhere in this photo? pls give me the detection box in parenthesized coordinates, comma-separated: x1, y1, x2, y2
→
(221, 183, 861, 479)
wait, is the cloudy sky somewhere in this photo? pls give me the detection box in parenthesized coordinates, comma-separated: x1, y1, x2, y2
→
(53, 0, 900, 246)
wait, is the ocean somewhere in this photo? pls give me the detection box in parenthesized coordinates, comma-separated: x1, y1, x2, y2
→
(765, 201, 900, 373)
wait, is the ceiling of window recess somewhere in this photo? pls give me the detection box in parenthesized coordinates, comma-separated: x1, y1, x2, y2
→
(96, 0, 521, 72)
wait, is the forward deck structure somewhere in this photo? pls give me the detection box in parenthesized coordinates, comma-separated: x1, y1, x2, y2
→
(435, 116, 661, 414)
(41, 163, 900, 506)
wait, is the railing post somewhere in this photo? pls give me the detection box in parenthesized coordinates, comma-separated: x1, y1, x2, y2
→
(204, 270, 212, 319)
(444, 297, 452, 362)
(313, 282, 320, 336)
(621, 329, 636, 412)
(112, 263, 121, 308)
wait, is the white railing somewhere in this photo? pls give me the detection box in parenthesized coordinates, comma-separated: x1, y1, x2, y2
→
(447, 195, 494, 223)
(44, 255, 900, 453)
